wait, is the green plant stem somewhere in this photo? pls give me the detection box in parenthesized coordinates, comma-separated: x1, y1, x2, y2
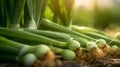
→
(10, 0, 25, 28)
(40, 19, 95, 41)
(24, 28, 73, 42)
(0, 27, 67, 48)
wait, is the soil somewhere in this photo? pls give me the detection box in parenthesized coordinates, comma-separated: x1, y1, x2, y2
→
(1, 59, 120, 67)
(55, 59, 120, 67)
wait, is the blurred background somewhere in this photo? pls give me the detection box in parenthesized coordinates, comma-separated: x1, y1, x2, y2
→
(44, 0, 120, 36)
(71, 0, 120, 36)
(73, 0, 120, 29)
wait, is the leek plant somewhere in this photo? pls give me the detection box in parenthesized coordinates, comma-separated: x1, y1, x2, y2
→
(50, 46, 76, 60)
(96, 39, 120, 57)
(71, 25, 120, 47)
(40, 18, 99, 47)
(0, 36, 55, 66)
(11, 0, 25, 28)
(96, 39, 112, 55)
(1, 0, 25, 28)
(0, 0, 120, 65)
(25, 0, 48, 29)
(24, 28, 87, 61)
(0, 27, 80, 51)
(71, 25, 106, 35)
(86, 42, 105, 62)
(40, 19, 95, 41)
(24, 28, 73, 42)
(0, 0, 48, 29)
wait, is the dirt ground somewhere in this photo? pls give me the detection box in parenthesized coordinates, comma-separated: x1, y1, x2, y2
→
(1, 59, 120, 67)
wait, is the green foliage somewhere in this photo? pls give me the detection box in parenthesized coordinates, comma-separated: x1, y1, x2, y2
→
(44, 0, 74, 27)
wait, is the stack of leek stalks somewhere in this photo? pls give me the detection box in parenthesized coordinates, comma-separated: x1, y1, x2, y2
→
(0, 18, 120, 67)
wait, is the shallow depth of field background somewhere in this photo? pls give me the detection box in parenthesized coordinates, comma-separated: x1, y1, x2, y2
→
(73, 0, 120, 36)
